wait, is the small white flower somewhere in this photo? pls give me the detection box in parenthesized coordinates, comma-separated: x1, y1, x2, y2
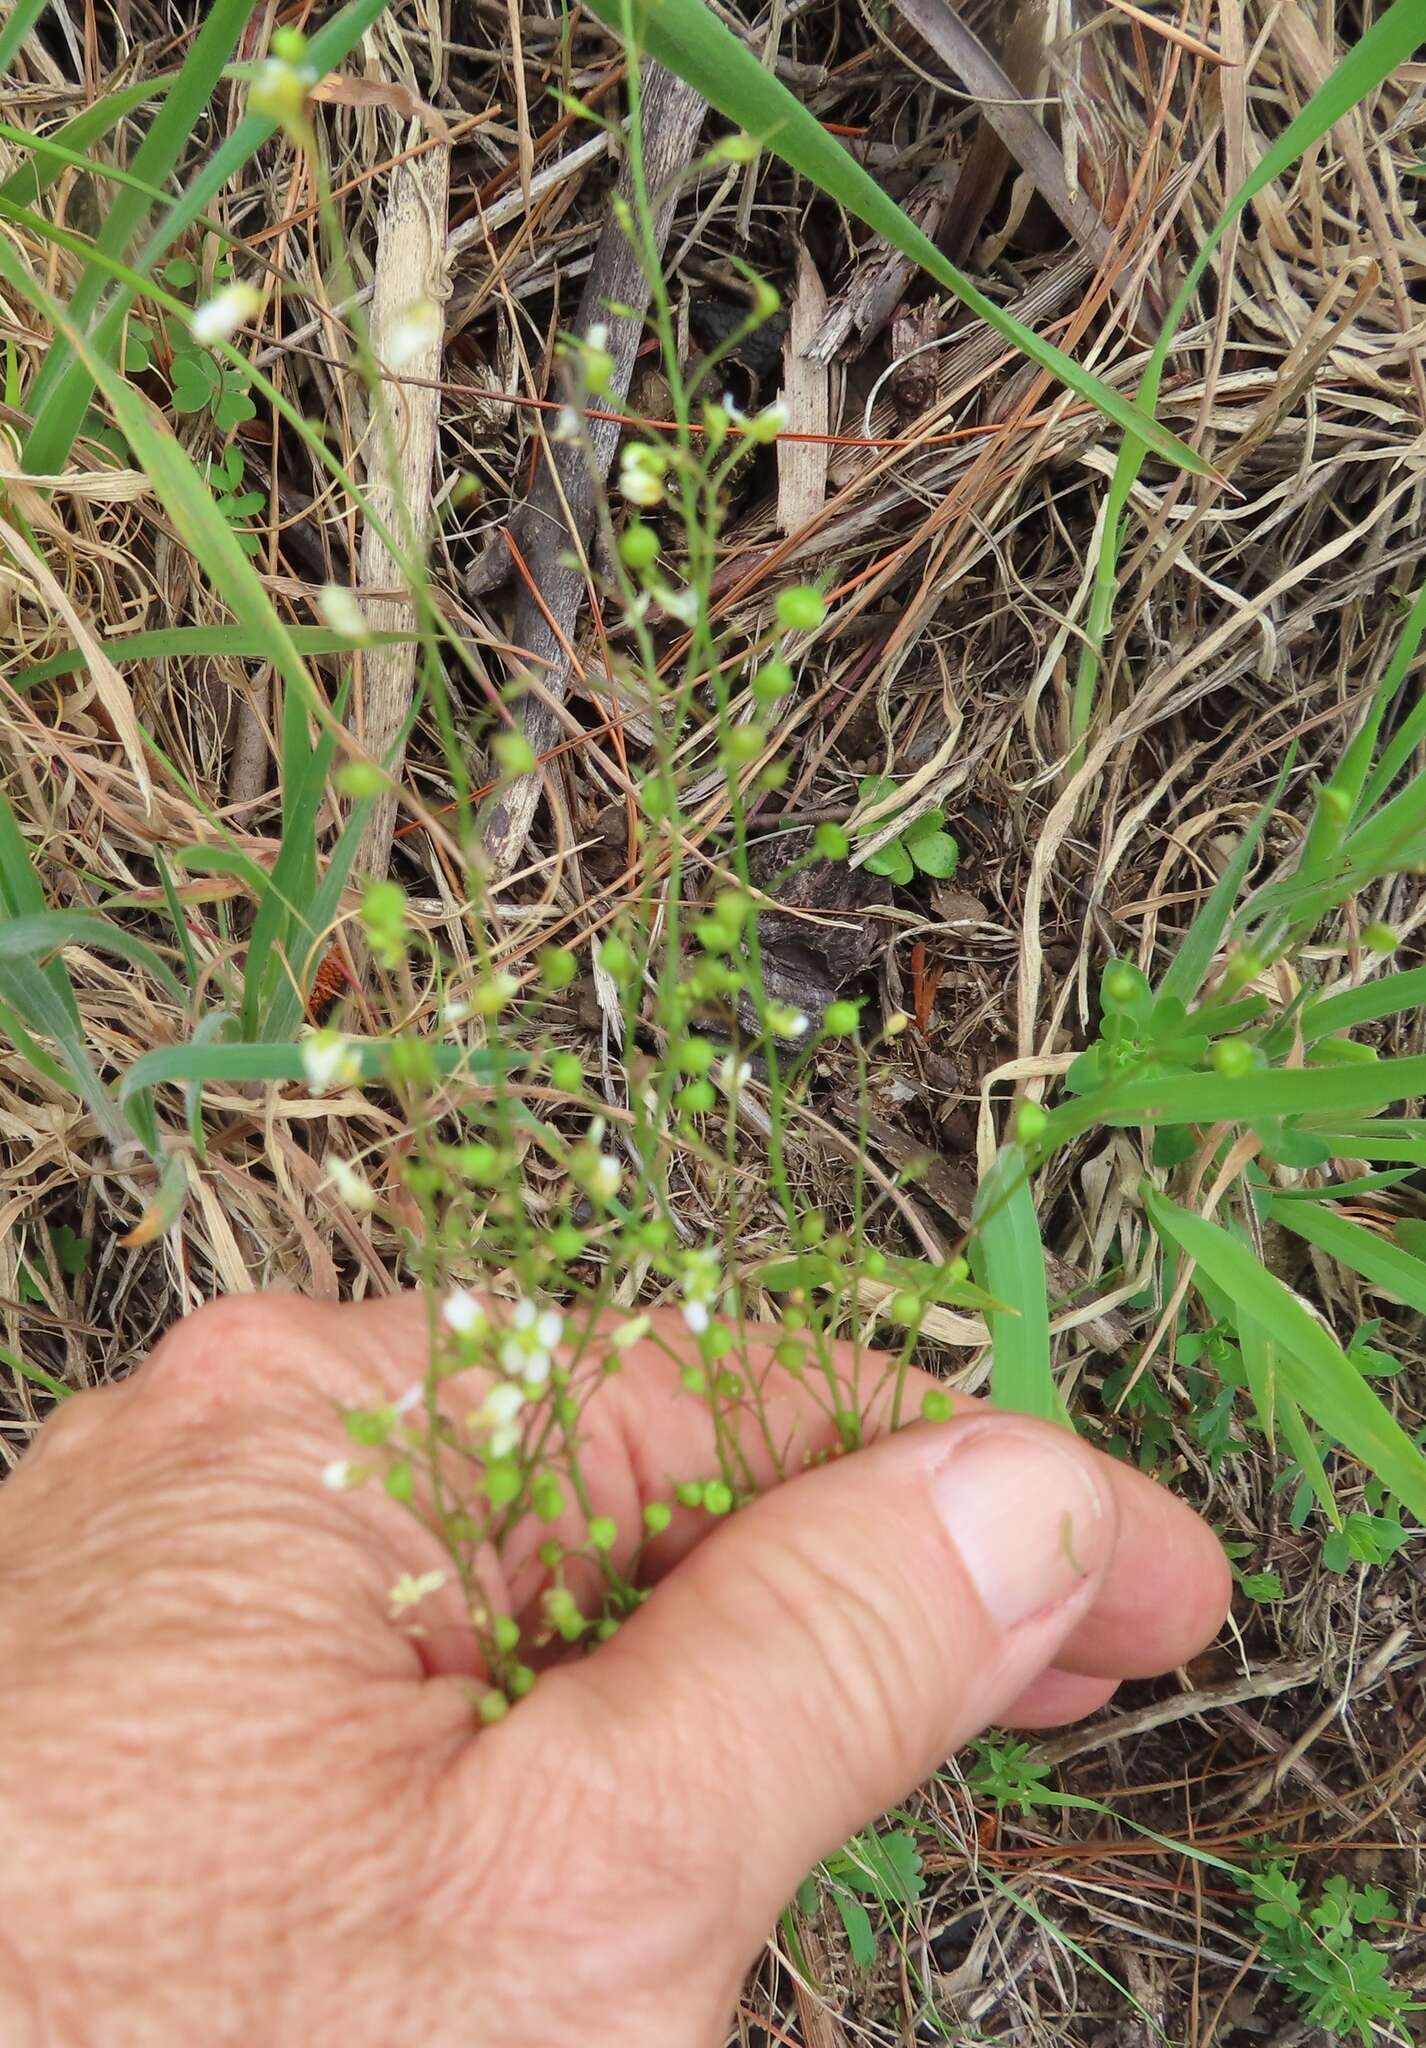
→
(441, 998, 472, 1026)
(499, 1333, 527, 1377)
(619, 443, 667, 508)
(522, 1349, 553, 1389)
(441, 1287, 487, 1339)
(190, 283, 261, 345)
(326, 1156, 375, 1211)
(302, 1029, 361, 1093)
(483, 1381, 526, 1426)
(588, 1153, 621, 1202)
(386, 297, 440, 370)
(787, 1011, 810, 1038)
(552, 404, 582, 443)
(682, 1300, 710, 1336)
(512, 1297, 537, 1331)
(534, 1308, 565, 1352)
(318, 584, 370, 643)
(660, 586, 699, 626)
(767, 1004, 810, 1040)
(586, 321, 609, 352)
(393, 1382, 424, 1417)
(746, 400, 789, 445)
(477, 1380, 527, 1457)
(321, 1458, 355, 1490)
(718, 1054, 753, 1096)
(388, 1569, 446, 1617)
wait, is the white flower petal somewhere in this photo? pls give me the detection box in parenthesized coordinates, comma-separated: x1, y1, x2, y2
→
(441, 1288, 486, 1338)
(190, 283, 261, 344)
(386, 297, 440, 369)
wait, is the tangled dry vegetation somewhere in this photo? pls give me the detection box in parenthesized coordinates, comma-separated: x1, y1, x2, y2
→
(1, 0, 1424, 2040)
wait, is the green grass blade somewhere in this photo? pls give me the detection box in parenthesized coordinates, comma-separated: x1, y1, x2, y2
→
(1352, 575, 1426, 818)
(21, 0, 393, 475)
(1269, 1197, 1426, 1319)
(0, 992, 80, 1098)
(14, 624, 412, 694)
(0, 115, 180, 216)
(1303, 966, 1426, 1040)
(0, 956, 127, 1143)
(1070, 0, 1424, 741)
(121, 1038, 508, 1107)
(969, 1144, 1068, 1427)
(1145, 1189, 1426, 1519)
(0, 794, 81, 1024)
(1271, 1169, 1413, 1202)
(0, 0, 47, 76)
(1231, 1304, 1279, 1444)
(0, 911, 186, 1005)
(1300, 1122, 1426, 1164)
(184, 1010, 237, 1160)
(22, 0, 253, 474)
(154, 849, 199, 988)
(1050, 1054, 1426, 1143)
(586, 0, 1205, 476)
(1, 1345, 72, 1403)
(260, 785, 383, 1045)
(1157, 758, 1290, 1006)
(0, 80, 169, 207)
(1275, 1390, 1340, 1525)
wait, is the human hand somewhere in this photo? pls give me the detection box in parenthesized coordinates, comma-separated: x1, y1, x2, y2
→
(0, 1293, 1229, 2045)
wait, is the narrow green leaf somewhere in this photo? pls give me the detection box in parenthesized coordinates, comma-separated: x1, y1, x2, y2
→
(1275, 1386, 1340, 1526)
(1270, 1169, 1413, 1202)
(21, 0, 393, 473)
(1301, 1121, 1426, 1164)
(0, 115, 179, 216)
(0, 80, 169, 209)
(1157, 756, 1291, 1007)
(120, 1037, 511, 1104)
(0, 794, 81, 1024)
(1145, 1190, 1426, 1519)
(584, 0, 1206, 475)
(1303, 966, 1426, 1041)
(1354, 574, 1426, 817)
(0, 911, 186, 1005)
(1233, 1307, 1279, 1444)
(969, 1144, 1068, 1427)
(12, 620, 413, 695)
(1050, 1054, 1426, 1143)
(0, 1344, 71, 1402)
(0, 0, 48, 76)
(1270, 1198, 1426, 1320)
(23, 0, 254, 473)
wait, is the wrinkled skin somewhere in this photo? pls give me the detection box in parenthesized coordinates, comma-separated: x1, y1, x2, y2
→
(0, 1293, 1230, 2046)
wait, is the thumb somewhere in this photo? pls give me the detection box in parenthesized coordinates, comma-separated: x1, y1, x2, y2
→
(563, 1412, 1117, 1934)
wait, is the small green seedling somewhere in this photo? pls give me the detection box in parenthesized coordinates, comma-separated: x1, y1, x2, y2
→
(1246, 1860, 1413, 2045)
(796, 1825, 924, 1967)
(854, 776, 959, 884)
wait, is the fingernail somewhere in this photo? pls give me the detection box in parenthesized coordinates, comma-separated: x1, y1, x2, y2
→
(933, 1425, 1111, 1630)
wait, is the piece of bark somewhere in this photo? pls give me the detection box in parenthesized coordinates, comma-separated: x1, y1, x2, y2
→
(808, 158, 957, 365)
(889, 298, 942, 420)
(351, 136, 451, 885)
(479, 63, 707, 879)
(776, 241, 830, 537)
